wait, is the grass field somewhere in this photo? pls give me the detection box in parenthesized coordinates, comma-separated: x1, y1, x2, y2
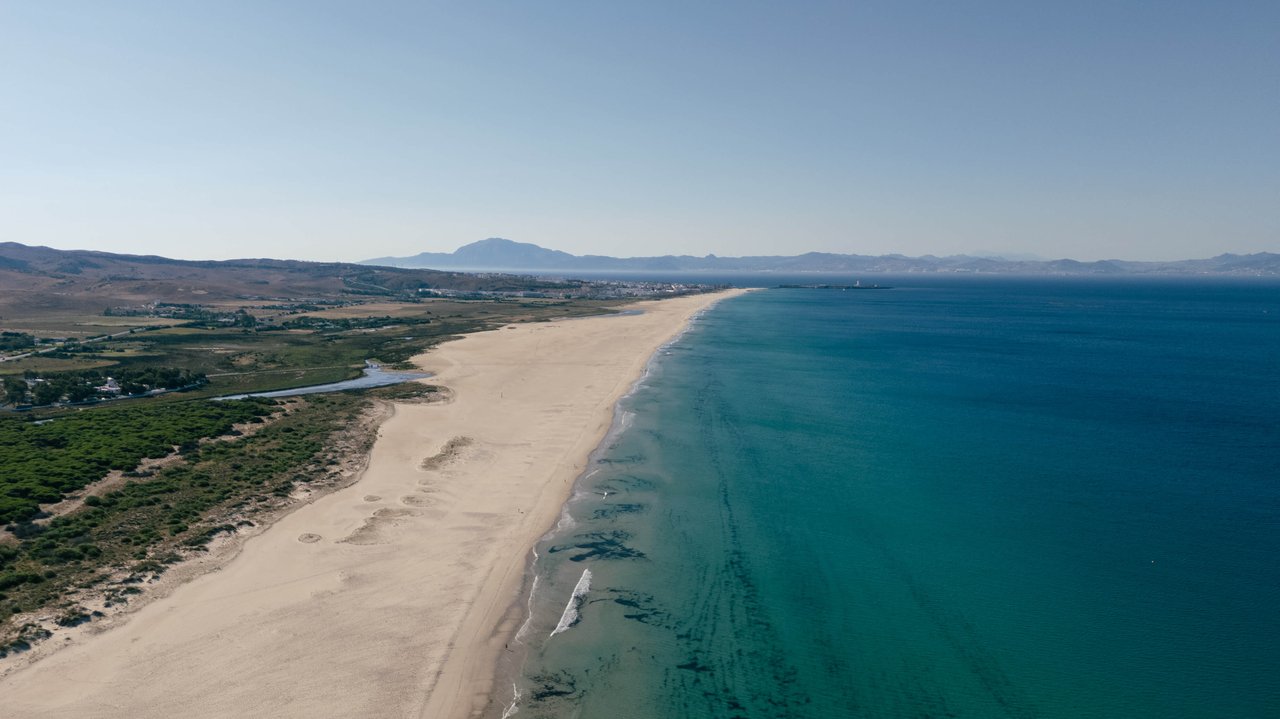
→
(0, 315, 174, 340)
(0, 358, 120, 376)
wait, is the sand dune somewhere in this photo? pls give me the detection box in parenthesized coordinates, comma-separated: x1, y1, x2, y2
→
(0, 290, 744, 718)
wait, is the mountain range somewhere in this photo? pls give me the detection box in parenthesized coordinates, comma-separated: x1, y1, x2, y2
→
(364, 238, 1280, 276)
(0, 241, 564, 320)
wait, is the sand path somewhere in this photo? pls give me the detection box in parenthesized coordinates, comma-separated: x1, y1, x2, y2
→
(0, 290, 742, 718)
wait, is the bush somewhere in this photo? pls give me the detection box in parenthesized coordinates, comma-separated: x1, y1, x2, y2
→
(0, 399, 276, 524)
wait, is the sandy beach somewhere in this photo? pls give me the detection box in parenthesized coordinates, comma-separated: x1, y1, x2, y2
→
(0, 289, 745, 718)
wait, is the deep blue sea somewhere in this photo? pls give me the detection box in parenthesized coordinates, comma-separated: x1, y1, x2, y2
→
(507, 278, 1280, 718)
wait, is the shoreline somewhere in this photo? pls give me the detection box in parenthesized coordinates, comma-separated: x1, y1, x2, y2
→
(418, 289, 749, 718)
(488, 296, 716, 717)
(0, 289, 748, 718)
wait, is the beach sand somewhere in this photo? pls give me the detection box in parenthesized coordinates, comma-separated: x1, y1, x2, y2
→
(0, 289, 744, 718)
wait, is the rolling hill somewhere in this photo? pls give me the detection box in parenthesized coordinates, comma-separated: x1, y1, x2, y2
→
(0, 242, 565, 323)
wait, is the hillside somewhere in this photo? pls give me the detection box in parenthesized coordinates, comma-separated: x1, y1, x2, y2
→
(0, 242, 564, 322)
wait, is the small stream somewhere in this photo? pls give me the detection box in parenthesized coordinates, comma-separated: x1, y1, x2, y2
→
(212, 362, 430, 401)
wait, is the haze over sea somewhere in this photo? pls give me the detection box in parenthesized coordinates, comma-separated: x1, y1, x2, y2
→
(509, 277, 1279, 718)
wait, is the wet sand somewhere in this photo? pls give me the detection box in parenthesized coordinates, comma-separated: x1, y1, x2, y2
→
(0, 290, 745, 718)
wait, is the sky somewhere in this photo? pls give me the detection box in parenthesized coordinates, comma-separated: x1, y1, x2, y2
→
(1, 1, 1277, 263)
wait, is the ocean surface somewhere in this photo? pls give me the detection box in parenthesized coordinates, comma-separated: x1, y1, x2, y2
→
(507, 278, 1280, 718)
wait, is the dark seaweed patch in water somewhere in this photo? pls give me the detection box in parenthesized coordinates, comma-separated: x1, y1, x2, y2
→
(677, 657, 713, 673)
(602, 588, 674, 627)
(591, 502, 646, 520)
(594, 473, 657, 494)
(528, 671, 581, 701)
(643, 379, 816, 717)
(548, 530, 646, 562)
(597, 454, 644, 465)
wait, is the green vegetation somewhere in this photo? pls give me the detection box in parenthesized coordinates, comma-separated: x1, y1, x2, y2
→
(105, 302, 256, 326)
(0, 332, 37, 352)
(0, 389, 404, 656)
(279, 314, 433, 331)
(2, 298, 618, 402)
(0, 399, 273, 524)
(1, 366, 205, 407)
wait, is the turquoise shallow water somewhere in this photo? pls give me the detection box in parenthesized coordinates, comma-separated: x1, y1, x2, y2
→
(510, 279, 1280, 718)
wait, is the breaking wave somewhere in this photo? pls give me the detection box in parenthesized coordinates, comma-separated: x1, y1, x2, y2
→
(549, 568, 593, 637)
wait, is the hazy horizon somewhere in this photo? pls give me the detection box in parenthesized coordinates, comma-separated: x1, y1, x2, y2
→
(10, 235, 1276, 266)
(3, 2, 1277, 263)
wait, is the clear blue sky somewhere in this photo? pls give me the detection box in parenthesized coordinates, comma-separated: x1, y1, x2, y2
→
(2, 1, 1277, 262)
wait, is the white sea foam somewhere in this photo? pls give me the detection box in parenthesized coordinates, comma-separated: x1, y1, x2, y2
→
(614, 408, 636, 435)
(500, 682, 522, 719)
(549, 568, 593, 637)
(513, 571, 539, 645)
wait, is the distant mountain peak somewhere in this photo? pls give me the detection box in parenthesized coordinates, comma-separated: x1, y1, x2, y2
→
(461, 237, 533, 250)
(362, 238, 576, 271)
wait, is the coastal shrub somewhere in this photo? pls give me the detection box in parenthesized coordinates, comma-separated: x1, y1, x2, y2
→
(0, 572, 42, 591)
(55, 609, 92, 627)
(0, 545, 17, 570)
(0, 398, 277, 524)
(0, 390, 378, 650)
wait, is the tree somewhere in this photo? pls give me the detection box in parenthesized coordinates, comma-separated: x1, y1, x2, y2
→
(32, 382, 61, 406)
(3, 379, 28, 406)
(65, 383, 96, 403)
